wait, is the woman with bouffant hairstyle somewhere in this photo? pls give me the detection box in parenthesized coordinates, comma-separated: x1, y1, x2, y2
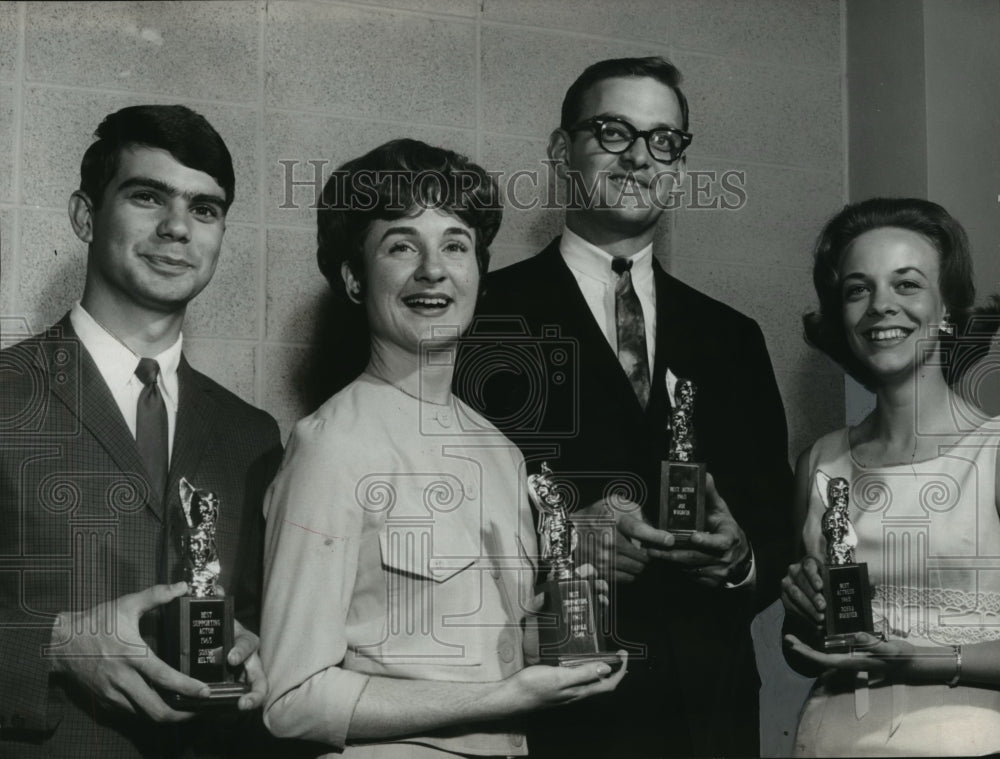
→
(783, 198, 1000, 757)
(803, 197, 974, 389)
(261, 139, 624, 758)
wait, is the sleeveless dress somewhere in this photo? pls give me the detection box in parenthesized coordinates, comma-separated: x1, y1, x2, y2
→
(794, 426, 1000, 757)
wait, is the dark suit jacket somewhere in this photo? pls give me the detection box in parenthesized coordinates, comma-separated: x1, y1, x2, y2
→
(461, 239, 794, 757)
(0, 315, 283, 758)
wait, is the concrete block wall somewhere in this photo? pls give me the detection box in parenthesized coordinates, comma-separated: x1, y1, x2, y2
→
(0, 2, 844, 754)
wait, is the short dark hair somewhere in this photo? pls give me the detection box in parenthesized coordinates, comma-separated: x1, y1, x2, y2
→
(316, 138, 502, 301)
(804, 197, 975, 388)
(560, 56, 689, 132)
(80, 105, 235, 211)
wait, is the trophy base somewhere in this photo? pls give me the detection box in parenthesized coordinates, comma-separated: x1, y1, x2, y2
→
(823, 629, 886, 652)
(823, 632, 868, 652)
(162, 595, 244, 711)
(822, 563, 874, 647)
(823, 633, 880, 654)
(669, 529, 694, 546)
(659, 461, 706, 536)
(555, 651, 623, 672)
(165, 681, 250, 710)
(538, 577, 613, 667)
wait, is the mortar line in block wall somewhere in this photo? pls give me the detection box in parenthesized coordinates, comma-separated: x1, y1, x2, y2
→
(839, 0, 849, 204)
(475, 18, 841, 77)
(474, 0, 483, 164)
(4, 2, 28, 318)
(23, 80, 259, 114)
(255, 0, 268, 409)
(261, 102, 479, 135)
(310, 0, 476, 23)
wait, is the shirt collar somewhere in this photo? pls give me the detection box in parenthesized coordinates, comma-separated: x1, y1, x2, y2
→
(559, 226, 654, 284)
(70, 302, 183, 398)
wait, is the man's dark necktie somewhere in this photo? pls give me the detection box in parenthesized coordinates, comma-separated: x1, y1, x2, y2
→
(135, 358, 168, 500)
(612, 256, 651, 408)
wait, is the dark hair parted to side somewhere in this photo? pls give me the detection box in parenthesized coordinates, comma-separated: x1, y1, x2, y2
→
(560, 56, 689, 131)
(80, 105, 235, 211)
(316, 138, 502, 301)
(804, 197, 975, 389)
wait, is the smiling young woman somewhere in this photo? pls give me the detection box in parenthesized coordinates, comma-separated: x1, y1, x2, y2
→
(838, 226, 946, 394)
(344, 208, 481, 372)
(259, 139, 626, 759)
(780, 198, 1000, 757)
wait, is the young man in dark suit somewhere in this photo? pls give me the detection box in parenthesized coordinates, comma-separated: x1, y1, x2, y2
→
(463, 58, 794, 757)
(0, 105, 283, 758)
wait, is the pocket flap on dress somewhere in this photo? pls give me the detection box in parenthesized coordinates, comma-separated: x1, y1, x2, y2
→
(378, 528, 476, 582)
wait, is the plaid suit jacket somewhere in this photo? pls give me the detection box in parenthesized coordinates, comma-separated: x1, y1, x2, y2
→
(0, 315, 283, 758)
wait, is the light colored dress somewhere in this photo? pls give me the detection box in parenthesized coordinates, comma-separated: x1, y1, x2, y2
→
(795, 426, 1000, 757)
(261, 374, 538, 758)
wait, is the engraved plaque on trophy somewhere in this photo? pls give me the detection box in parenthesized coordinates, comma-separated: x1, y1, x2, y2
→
(821, 476, 874, 651)
(659, 379, 707, 542)
(162, 478, 248, 708)
(528, 464, 620, 669)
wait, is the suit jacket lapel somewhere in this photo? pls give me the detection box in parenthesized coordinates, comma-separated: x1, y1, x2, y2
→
(539, 242, 618, 363)
(45, 314, 166, 520)
(167, 357, 218, 506)
(650, 261, 680, 408)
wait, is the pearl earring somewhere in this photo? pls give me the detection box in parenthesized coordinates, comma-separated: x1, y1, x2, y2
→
(938, 313, 955, 337)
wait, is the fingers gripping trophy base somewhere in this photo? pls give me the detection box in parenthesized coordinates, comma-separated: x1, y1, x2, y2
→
(660, 379, 707, 544)
(820, 477, 875, 651)
(161, 479, 248, 709)
(659, 459, 706, 545)
(530, 463, 621, 670)
(162, 595, 248, 709)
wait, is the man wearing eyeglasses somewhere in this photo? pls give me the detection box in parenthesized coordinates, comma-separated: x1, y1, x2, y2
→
(464, 57, 793, 757)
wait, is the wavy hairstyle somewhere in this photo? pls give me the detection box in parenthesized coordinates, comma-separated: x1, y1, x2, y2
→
(80, 105, 234, 211)
(560, 56, 689, 132)
(316, 139, 502, 302)
(803, 197, 975, 388)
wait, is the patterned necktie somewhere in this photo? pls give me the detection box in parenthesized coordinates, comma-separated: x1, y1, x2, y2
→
(135, 358, 169, 500)
(612, 257, 651, 408)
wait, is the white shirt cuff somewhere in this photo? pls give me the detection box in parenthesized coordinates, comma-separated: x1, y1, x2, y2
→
(724, 546, 756, 590)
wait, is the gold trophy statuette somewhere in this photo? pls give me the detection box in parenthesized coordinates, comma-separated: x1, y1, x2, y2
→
(162, 477, 248, 708)
(528, 464, 619, 668)
(821, 476, 874, 650)
(660, 378, 707, 541)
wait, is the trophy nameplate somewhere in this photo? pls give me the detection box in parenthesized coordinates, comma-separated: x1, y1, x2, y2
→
(660, 379, 706, 542)
(163, 478, 248, 708)
(820, 476, 874, 650)
(528, 464, 620, 669)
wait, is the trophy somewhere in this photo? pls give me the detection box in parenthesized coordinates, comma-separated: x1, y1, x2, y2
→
(660, 379, 706, 542)
(820, 476, 874, 650)
(527, 464, 619, 668)
(162, 478, 248, 708)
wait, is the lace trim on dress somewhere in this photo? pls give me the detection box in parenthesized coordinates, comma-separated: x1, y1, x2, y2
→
(873, 585, 1000, 644)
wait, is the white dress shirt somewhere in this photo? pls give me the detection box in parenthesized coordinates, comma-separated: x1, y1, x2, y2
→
(70, 302, 182, 463)
(559, 226, 658, 371)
